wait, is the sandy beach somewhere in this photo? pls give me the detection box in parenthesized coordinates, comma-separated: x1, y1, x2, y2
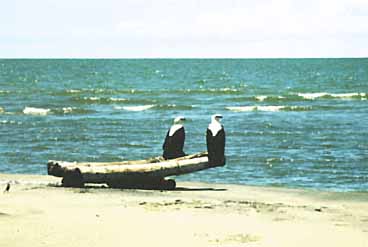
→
(1, 173, 367, 247)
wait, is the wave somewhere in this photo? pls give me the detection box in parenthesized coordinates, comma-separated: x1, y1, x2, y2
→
(61, 87, 244, 97)
(169, 88, 243, 95)
(255, 95, 286, 102)
(62, 107, 73, 114)
(72, 96, 155, 105)
(156, 104, 195, 110)
(0, 120, 19, 125)
(23, 107, 51, 116)
(56, 88, 142, 96)
(226, 105, 311, 112)
(119, 143, 150, 148)
(297, 92, 366, 100)
(114, 105, 155, 112)
(51, 107, 96, 115)
(228, 92, 367, 103)
(0, 107, 4, 114)
(66, 89, 82, 94)
(113, 104, 195, 111)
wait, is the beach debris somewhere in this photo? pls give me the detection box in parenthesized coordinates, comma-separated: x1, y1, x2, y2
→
(48, 152, 215, 190)
(3, 182, 10, 193)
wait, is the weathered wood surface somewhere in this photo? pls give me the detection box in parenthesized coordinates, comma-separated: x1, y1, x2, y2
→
(47, 152, 218, 186)
(47, 156, 166, 177)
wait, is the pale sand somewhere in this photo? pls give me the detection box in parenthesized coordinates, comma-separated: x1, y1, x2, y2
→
(1, 173, 367, 247)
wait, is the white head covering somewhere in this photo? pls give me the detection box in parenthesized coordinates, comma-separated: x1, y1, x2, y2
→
(208, 114, 223, 136)
(174, 116, 186, 124)
(169, 116, 186, 136)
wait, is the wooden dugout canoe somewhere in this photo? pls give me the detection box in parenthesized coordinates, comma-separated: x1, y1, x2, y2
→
(47, 152, 223, 189)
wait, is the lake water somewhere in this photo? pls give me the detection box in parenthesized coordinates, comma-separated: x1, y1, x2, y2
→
(0, 59, 367, 191)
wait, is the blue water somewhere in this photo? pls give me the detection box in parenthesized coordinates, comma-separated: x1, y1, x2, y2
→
(0, 59, 367, 191)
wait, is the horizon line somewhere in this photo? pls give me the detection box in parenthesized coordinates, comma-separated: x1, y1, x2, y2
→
(0, 56, 367, 60)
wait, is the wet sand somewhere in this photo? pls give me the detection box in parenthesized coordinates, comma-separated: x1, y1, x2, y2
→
(1, 173, 367, 247)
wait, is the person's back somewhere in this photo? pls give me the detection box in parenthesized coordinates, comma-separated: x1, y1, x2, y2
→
(206, 114, 226, 166)
(163, 116, 186, 159)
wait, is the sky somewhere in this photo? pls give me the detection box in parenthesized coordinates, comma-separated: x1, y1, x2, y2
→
(1, 0, 368, 58)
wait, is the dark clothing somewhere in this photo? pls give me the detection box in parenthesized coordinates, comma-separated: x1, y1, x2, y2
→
(206, 127, 226, 167)
(163, 127, 186, 159)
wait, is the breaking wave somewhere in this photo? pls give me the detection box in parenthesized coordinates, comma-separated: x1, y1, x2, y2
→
(23, 107, 51, 116)
(297, 92, 366, 100)
(72, 96, 155, 105)
(60, 87, 244, 97)
(0, 120, 19, 125)
(168, 88, 244, 95)
(156, 104, 195, 110)
(114, 105, 155, 111)
(226, 105, 311, 112)
(55, 88, 139, 96)
(52, 107, 96, 115)
(228, 92, 367, 104)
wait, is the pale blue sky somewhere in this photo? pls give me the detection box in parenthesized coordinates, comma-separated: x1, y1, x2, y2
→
(2, 0, 368, 58)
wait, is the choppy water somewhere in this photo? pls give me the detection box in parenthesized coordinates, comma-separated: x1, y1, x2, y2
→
(0, 59, 367, 191)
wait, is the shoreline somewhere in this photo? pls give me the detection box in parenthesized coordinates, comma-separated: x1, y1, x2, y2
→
(1, 173, 367, 247)
(1, 171, 368, 194)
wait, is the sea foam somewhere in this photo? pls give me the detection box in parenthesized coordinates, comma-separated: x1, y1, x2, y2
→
(226, 106, 286, 112)
(298, 92, 366, 100)
(62, 107, 73, 114)
(66, 89, 81, 93)
(115, 105, 155, 111)
(110, 97, 128, 102)
(255, 95, 268, 101)
(226, 105, 310, 112)
(23, 107, 51, 116)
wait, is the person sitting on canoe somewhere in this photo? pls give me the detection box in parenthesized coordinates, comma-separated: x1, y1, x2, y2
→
(206, 114, 226, 166)
(163, 116, 186, 159)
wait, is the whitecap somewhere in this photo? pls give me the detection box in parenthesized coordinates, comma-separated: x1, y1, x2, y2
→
(298, 92, 329, 100)
(1, 120, 19, 124)
(23, 107, 50, 116)
(226, 106, 257, 112)
(110, 97, 127, 102)
(220, 88, 238, 92)
(115, 105, 155, 111)
(298, 92, 365, 100)
(256, 95, 268, 101)
(256, 106, 285, 112)
(226, 106, 286, 112)
(0, 107, 4, 113)
(84, 97, 100, 101)
(329, 93, 365, 99)
(62, 107, 73, 113)
(66, 89, 81, 93)
(208, 88, 239, 93)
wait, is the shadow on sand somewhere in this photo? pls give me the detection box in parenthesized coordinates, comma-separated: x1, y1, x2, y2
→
(49, 183, 226, 192)
(173, 187, 227, 192)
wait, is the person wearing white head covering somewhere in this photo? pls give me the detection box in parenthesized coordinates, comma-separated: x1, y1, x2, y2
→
(162, 116, 186, 159)
(206, 114, 226, 166)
